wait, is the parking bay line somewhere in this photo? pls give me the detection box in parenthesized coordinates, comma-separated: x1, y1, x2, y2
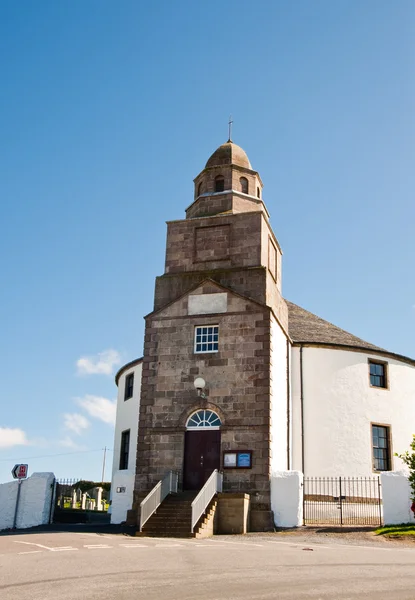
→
(13, 541, 77, 552)
(204, 539, 264, 547)
(84, 544, 113, 549)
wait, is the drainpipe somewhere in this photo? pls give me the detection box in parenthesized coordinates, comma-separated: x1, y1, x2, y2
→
(300, 345, 305, 475)
(286, 339, 291, 470)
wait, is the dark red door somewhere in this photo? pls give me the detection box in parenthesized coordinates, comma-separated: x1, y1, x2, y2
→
(183, 430, 221, 490)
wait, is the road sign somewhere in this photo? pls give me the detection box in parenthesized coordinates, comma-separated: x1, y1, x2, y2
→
(12, 464, 28, 480)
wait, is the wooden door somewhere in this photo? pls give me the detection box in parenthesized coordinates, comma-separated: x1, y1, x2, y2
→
(183, 430, 221, 490)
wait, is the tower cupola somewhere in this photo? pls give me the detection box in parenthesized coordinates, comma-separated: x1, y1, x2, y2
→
(188, 140, 266, 220)
(205, 141, 252, 169)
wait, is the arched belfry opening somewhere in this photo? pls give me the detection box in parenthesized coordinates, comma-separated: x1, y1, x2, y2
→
(183, 409, 221, 490)
(215, 175, 225, 192)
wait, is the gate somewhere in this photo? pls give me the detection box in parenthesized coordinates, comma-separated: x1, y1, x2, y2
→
(303, 476, 383, 526)
(53, 479, 110, 523)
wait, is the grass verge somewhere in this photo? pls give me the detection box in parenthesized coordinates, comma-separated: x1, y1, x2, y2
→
(375, 524, 415, 538)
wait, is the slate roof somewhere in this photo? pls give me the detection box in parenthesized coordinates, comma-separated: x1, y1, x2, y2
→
(286, 300, 387, 353)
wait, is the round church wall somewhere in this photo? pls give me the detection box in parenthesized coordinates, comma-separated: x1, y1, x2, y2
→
(291, 346, 415, 477)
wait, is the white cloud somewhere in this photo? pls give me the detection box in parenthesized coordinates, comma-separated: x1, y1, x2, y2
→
(63, 413, 90, 436)
(59, 436, 87, 450)
(0, 427, 29, 448)
(76, 349, 121, 376)
(76, 395, 116, 425)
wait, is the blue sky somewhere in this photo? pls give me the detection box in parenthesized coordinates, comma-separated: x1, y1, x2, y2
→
(0, 1, 414, 483)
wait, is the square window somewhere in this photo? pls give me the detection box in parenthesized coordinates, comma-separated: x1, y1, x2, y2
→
(194, 325, 219, 354)
(369, 361, 387, 389)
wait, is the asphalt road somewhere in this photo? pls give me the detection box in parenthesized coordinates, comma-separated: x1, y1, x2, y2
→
(0, 530, 414, 599)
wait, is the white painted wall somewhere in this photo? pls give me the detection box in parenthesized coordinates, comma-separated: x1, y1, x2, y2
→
(0, 472, 55, 531)
(291, 347, 415, 476)
(381, 472, 415, 525)
(271, 470, 303, 527)
(110, 471, 136, 525)
(291, 347, 302, 473)
(110, 361, 142, 524)
(270, 315, 289, 471)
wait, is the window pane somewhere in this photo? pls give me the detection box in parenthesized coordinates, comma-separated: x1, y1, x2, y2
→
(187, 410, 221, 428)
(195, 325, 219, 353)
(372, 425, 390, 471)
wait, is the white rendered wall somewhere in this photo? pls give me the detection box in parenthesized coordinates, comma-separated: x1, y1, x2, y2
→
(271, 470, 303, 528)
(270, 315, 290, 471)
(0, 472, 55, 531)
(111, 471, 136, 525)
(110, 362, 142, 524)
(381, 472, 415, 525)
(291, 347, 415, 476)
(291, 347, 302, 472)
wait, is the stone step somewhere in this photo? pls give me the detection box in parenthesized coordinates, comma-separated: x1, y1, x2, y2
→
(140, 493, 217, 538)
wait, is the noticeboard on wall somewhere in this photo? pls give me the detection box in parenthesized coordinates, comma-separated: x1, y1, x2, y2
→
(223, 450, 252, 469)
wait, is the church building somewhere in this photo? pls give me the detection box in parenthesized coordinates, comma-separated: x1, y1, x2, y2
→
(110, 138, 415, 531)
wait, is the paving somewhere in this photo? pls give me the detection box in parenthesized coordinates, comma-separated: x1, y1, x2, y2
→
(0, 529, 414, 599)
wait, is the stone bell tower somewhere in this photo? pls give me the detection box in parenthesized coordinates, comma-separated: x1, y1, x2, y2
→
(134, 138, 289, 531)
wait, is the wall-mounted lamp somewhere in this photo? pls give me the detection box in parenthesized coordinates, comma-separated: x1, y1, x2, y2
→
(194, 377, 206, 399)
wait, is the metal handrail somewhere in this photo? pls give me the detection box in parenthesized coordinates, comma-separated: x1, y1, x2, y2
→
(191, 469, 222, 532)
(140, 471, 178, 531)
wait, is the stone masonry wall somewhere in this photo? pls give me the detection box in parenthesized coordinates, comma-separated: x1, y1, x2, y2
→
(154, 267, 268, 313)
(192, 164, 261, 203)
(165, 212, 264, 274)
(135, 283, 273, 510)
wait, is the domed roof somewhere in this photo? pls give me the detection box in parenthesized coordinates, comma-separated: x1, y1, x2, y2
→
(205, 141, 252, 169)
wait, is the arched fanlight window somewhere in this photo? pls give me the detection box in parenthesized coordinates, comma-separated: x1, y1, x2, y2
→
(186, 409, 221, 429)
(198, 182, 203, 196)
(257, 187, 260, 198)
(215, 175, 225, 192)
(240, 177, 248, 194)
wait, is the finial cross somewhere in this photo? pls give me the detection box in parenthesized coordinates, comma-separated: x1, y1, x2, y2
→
(228, 115, 233, 142)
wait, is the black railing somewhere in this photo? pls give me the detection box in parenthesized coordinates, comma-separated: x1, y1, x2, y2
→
(303, 476, 383, 526)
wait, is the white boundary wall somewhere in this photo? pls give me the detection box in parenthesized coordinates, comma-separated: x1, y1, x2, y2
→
(271, 470, 303, 528)
(0, 472, 55, 531)
(381, 471, 415, 525)
(110, 472, 136, 524)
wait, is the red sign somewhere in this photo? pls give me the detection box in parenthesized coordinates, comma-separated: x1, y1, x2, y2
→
(12, 464, 28, 479)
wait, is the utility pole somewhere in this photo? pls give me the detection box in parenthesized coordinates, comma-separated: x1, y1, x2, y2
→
(101, 446, 107, 484)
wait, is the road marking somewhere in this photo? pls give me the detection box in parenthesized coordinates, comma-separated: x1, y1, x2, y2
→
(194, 544, 228, 547)
(18, 550, 42, 555)
(205, 539, 263, 547)
(119, 544, 147, 548)
(74, 532, 113, 538)
(13, 541, 55, 550)
(13, 541, 78, 552)
(84, 544, 112, 549)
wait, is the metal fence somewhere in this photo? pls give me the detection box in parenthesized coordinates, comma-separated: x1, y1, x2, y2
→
(303, 476, 383, 526)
